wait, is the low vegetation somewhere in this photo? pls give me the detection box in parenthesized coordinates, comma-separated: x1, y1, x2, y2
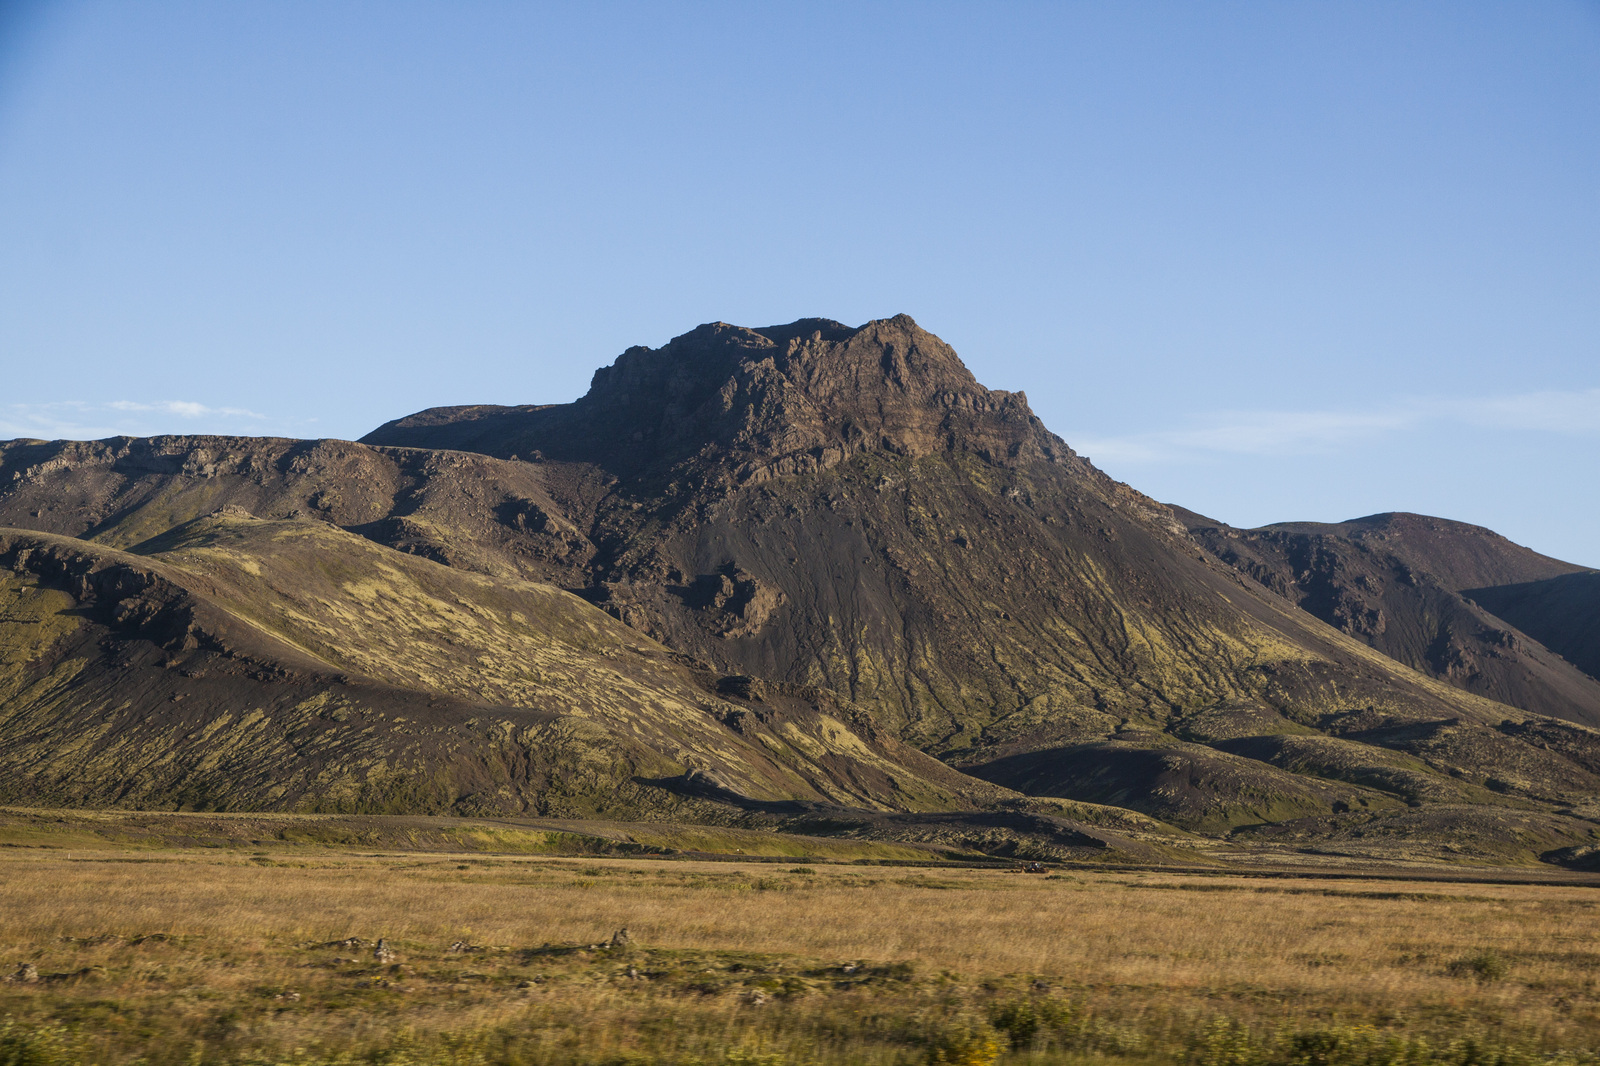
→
(2, 833, 1599, 1065)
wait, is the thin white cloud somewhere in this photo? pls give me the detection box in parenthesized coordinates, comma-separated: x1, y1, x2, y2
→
(1, 400, 267, 442)
(106, 400, 264, 419)
(1446, 389, 1600, 434)
(1069, 387, 1600, 465)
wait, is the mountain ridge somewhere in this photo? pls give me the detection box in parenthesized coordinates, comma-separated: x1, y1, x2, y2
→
(1177, 506, 1600, 723)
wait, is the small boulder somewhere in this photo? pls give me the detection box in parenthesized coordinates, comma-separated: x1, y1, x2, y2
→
(7, 963, 38, 984)
(373, 938, 396, 964)
(609, 928, 633, 949)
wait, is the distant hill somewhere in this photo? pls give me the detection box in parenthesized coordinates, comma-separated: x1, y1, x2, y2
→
(1176, 508, 1600, 723)
(2, 315, 1599, 867)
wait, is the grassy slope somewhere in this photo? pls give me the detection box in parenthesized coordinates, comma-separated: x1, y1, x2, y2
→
(0, 518, 1002, 819)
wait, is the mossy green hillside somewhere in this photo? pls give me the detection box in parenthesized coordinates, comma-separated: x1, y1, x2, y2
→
(0, 524, 1004, 821)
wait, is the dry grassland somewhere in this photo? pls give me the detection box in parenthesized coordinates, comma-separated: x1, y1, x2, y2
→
(2, 848, 1598, 1065)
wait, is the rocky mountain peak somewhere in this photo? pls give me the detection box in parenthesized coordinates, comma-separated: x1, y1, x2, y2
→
(583, 315, 981, 416)
(365, 316, 1075, 485)
(564, 315, 1067, 482)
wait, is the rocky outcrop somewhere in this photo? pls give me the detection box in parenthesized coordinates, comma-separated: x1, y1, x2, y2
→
(364, 316, 1079, 487)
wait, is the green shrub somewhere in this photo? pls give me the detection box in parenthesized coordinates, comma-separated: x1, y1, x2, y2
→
(925, 1022, 1002, 1066)
(1192, 1018, 1265, 1066)
(1283, 1026, 1374, 1066)
(0, 1020, 83, 1066)
(723, 1050, 786, 1066)
(1447, 951, 1509, 982)
(988, 996, 1079, 1050)
(989, 1001, 1039, 1049)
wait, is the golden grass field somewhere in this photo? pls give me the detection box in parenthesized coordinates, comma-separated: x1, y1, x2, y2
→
(2, 839, 1599, 1065)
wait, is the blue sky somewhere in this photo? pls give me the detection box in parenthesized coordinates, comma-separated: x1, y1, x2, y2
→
(1, 2, 1597, 564)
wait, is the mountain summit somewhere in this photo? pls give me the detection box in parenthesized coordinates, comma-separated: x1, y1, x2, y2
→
(364, 316, 1072, 486)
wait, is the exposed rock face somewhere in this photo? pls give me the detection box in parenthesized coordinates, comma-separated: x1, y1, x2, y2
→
(1176, 508, 1600, 723)
(680, 565, 785, 638)
(365, 317, 1071, 485)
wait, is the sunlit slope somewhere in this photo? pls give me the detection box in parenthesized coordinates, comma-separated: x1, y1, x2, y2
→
(0, 519, 995, 816)
(0, 434, 579, 581)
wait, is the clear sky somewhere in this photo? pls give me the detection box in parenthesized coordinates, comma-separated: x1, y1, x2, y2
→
(2, 2, 1597, 565)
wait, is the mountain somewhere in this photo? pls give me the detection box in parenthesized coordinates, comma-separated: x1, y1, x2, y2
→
(3, 315, 1599, 867)
(1177, 509, 1600, 722)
